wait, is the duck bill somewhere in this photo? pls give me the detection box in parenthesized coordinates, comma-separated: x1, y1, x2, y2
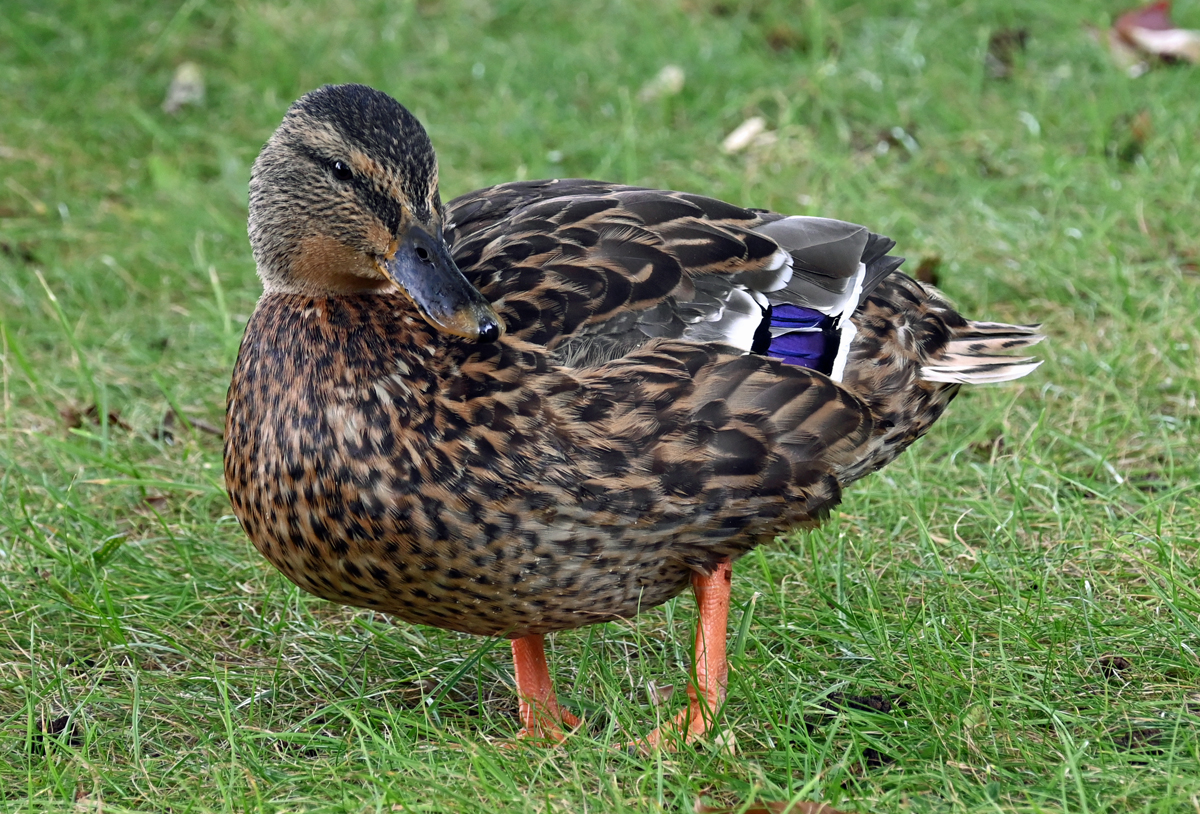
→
(384, 226, 504, 343)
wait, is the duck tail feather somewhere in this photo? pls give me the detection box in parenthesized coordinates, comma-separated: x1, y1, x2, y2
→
(920, 321, 1045, 384)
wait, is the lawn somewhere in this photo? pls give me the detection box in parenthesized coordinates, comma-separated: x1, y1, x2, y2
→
(1, 0, 1198, 811)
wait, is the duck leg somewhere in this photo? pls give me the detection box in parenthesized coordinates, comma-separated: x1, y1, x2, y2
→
(636, 558, 733, 751)
(511, 634, 580, 742)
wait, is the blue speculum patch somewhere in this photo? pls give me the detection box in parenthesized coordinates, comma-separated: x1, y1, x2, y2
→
(764, 304, 839, 373)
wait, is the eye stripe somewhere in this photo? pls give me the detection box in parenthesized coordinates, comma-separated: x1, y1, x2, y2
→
(297, 144, 406, 233)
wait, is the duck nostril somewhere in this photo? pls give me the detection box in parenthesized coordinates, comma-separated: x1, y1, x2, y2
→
(477, 320, 501, 343)
(415, 246, 431, 263)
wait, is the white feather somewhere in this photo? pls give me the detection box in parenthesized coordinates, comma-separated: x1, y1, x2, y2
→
(921, 360, 1043, 384)
(836, 261, 867, 330)
(824, 261, 867, 382)
(829, 320, 856, 382)
(754, 251, 794, 292)
(682, 286, 762, 352)
(765, 248, 788, 272)
(719, 288, 762, 351)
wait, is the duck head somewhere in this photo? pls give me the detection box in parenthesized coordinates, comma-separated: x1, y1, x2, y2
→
(248, 83, 503, 343)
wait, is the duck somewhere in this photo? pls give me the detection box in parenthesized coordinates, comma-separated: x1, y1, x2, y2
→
(224, 83, 1042, 749)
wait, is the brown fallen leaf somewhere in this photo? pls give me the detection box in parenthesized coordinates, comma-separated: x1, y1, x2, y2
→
(61, 403, 133, 431)
(1111, 726, 1164, 753)
(1105, 1, 1200, 73)
(1097, 654, 1133, 678)
(824, 692, 894, 714)
(646, 680, 675, 707)
(696, 800, 850, 814)
(143, 495, 170, 513)
(33, 714, 82, 754)
(986, 27, 1029, 79)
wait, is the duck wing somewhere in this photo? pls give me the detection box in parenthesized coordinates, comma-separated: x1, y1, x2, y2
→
(445, 179, 900, 374)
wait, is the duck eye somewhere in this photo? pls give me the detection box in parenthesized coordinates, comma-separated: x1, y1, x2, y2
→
(332, 160, 353, 181)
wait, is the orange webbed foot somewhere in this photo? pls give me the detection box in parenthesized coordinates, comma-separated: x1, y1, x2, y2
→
(508, 634, 582, 745)
(624, 559, 732, 753)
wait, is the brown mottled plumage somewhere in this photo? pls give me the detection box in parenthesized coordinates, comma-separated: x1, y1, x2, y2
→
(225, 84, 1042, 747)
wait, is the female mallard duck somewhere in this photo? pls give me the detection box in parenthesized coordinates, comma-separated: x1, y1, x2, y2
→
(225, 83, 1042, 748)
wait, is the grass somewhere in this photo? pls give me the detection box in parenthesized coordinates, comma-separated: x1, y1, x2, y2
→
(1, 0, 1198, 810)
